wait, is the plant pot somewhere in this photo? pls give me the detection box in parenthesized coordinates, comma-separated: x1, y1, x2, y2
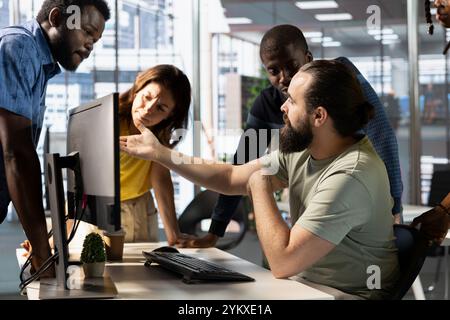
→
(83, 262, 105, 278)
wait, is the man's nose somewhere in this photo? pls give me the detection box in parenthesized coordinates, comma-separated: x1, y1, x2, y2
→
(85, 41, 93, 52)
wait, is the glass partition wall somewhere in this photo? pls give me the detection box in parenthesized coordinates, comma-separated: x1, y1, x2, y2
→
(3, 0, 449, 218)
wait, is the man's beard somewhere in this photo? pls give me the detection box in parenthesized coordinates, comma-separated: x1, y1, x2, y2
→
(51, 28, 79, 71)
(279, 115, 313, 153)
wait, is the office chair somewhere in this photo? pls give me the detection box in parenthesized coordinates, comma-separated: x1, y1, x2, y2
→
(424, 167, 450, 293)
(388, 224, 428, 300)
(178, 190, 249, 251)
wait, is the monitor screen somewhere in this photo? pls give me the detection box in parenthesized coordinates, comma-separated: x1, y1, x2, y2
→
(66, 93, 120, 232)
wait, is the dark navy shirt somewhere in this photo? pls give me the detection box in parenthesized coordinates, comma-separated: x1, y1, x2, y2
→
(0, 19, 61, 223)
(209, 57, 403, 237)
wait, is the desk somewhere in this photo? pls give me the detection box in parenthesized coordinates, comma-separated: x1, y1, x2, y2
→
(20, 243, 334, 300)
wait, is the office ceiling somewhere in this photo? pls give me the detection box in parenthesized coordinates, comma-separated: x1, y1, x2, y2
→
(220, 0, 449, 58)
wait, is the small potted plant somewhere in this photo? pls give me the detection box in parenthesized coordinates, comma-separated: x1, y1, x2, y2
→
(80, 232, 106, 278)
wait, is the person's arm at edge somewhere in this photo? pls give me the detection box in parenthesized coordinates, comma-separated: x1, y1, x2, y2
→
(411, 192, 450, 245)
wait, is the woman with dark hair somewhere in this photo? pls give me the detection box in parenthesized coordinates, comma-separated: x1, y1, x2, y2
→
(119, 64, 192, 244)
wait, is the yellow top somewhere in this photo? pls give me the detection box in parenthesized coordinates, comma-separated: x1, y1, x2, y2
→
(120, 117, 153, 201)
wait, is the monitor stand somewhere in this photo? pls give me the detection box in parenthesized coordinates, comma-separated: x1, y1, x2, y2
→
(39, 153, 117, 300)
(39, 274, 117, 300)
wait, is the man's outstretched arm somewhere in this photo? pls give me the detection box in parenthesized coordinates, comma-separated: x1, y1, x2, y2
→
(120, 124, 263, 197)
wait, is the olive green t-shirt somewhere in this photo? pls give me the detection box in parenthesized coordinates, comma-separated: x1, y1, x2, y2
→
(261, 136, 399, 299)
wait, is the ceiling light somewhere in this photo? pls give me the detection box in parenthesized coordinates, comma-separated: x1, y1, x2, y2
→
(315, 13, 352, 21)
(322, 41, 341, 47)
(382, 39, 400, 45)
(295, 1, 338, 10)
(374, 34, 399, 41)
(303, 31, 323, 38)
(430, 8, 437, 15)
(310, 36, 333, 43)
(226, 17, 252, 24)
(368, 28, 394, 36)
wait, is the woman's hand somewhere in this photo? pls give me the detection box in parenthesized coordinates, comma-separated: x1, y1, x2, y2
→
(120, 124, 162, 161)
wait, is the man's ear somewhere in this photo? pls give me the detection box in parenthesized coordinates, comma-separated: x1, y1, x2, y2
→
(48, 7, 63, 28)
(313, 106, 327, 127)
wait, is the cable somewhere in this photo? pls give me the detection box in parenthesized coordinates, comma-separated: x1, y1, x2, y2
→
(20, 154, 86, 292)
(19, 252, 58, 293)
(19, 194, 86, 292)
(19, 226, 55, 286)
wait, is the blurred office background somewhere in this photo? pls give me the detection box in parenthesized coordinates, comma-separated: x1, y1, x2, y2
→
(1, 0, 449, 298)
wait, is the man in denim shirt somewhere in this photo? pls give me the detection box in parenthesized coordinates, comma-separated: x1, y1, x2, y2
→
(184, 25, 403, 248)
(0, 0, 109, 276)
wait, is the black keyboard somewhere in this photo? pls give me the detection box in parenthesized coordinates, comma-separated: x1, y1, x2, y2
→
(142, 251, 255, 283)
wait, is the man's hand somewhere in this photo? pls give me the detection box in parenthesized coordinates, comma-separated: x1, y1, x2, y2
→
(120, 123, 162, 161)
(393, 213, 401, 224)
(176, 233, 219, 248)
(21, 240, 32, 257)
(167, 232, 195, 246)
(20, 240, 55, 278)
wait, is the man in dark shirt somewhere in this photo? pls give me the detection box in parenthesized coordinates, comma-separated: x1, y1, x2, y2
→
(182, 24, 403, 248)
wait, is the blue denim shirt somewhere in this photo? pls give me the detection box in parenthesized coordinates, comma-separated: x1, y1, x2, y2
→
(0, 19, 61, 223)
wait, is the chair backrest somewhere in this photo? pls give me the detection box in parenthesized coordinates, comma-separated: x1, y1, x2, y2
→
(178, 190, 248, 250)
(428, 167, 450, 207)
(388, 224, 428, 300)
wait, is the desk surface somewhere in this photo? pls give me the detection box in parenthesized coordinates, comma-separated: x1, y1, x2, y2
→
(21, 243, 334, 300)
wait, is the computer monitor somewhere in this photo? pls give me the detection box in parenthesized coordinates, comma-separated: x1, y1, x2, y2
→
(66, 93, 121, 232)
(40, 93, 120, 299)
